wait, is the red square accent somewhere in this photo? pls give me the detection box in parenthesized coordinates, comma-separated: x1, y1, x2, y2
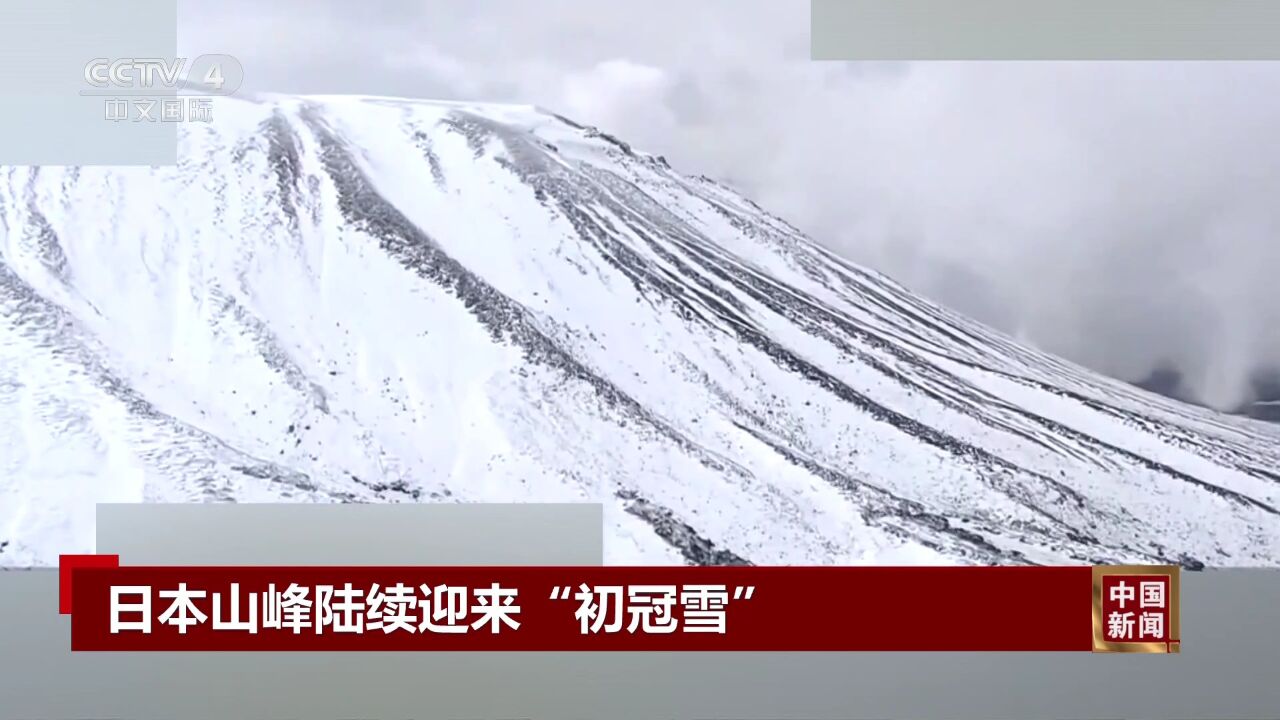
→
(58, 554, 120, 615)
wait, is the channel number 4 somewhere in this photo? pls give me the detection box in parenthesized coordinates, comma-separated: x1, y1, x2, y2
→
(202, 64, 224, 91)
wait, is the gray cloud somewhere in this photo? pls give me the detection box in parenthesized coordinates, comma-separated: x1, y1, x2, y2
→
(179, 0, 1280, 409)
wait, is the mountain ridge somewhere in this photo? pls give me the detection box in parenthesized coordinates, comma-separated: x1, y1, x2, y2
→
(1, 94, 1278, 568)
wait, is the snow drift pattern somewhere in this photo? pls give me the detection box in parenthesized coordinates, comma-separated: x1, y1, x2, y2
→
(2, 95, 1278, 568)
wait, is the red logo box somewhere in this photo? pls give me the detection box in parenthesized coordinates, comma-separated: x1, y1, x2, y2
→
(1092, 565, 1180, 653)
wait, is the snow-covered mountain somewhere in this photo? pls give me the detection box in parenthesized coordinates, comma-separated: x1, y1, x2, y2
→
(2, 95, 1278, 568)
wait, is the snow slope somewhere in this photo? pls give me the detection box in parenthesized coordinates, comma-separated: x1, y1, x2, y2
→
(2, 94, 1278, 567)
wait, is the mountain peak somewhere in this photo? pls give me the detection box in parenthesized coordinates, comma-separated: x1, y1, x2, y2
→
(1, 94, 1278, 568)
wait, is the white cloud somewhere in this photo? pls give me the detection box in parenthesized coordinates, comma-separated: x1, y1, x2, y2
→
(559, 60, 678, 141)
(382, 44, 480, 97)
(178, 0, 1280, 408)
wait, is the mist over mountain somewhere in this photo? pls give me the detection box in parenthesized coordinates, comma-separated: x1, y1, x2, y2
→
(1132, 366, 1202, 407)
(1, 95, 1278, 568)
(1234, 368, 1280, 423)
(1133, 365, 1280, 424)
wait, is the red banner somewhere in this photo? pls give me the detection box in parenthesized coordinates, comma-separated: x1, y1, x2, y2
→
(59, 557, 1180, 652)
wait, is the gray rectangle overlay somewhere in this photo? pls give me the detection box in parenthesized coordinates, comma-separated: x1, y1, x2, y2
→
(0, 0, 177, 165)
(97, 502, 605, 565)
(811, 0, 1280, 60)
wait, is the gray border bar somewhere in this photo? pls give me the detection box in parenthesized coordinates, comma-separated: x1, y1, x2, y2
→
(2, 503, 1278, 719)
(1, 568, 1278, 718)
(811, 0, 1280, 60)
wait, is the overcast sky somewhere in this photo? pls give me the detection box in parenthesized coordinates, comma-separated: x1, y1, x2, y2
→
(179, 0, 1280, 409)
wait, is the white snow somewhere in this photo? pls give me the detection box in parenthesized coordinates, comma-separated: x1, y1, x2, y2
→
(1, 93, 1278, 568)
